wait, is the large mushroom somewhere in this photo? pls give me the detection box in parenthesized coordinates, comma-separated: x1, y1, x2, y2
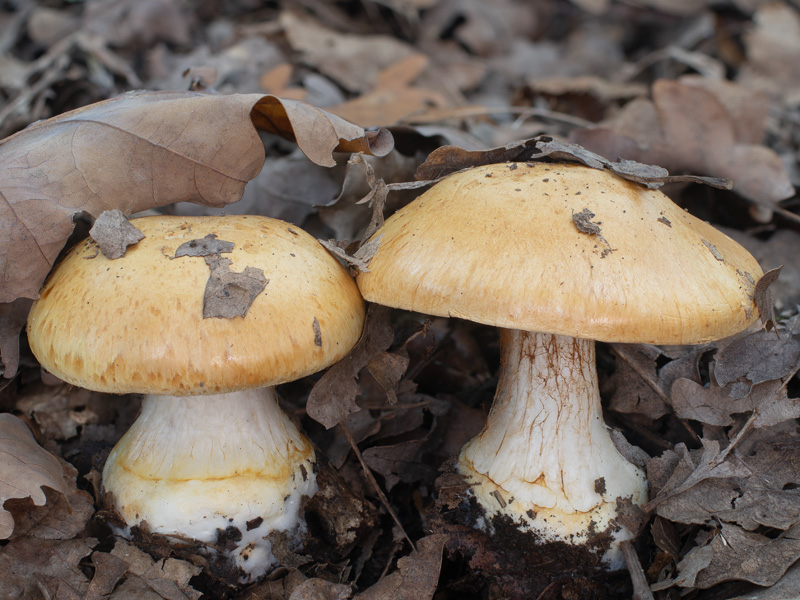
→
(26, 215, 365, 581)
(356, 162, 763, 566)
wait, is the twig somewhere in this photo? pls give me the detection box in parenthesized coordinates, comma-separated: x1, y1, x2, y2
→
(621, 540, 655, 600)
(534, 580, 560, 600)
(341, 422, 416, 552)
(710, 411, 757, 469)
(0, 54, 70, 132)
(773, 205, 800, 226)
(401, 105, 595, 129)
(779, 361, 800, 392)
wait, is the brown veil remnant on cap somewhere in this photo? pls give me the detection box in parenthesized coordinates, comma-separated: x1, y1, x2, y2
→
(357, 161, 763, 571)
(358, 162, 760, 345)
(28, 215, 365, 395)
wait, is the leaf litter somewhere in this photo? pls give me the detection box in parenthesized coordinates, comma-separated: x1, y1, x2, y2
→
(89, 209, 145, 260)
(2, 1, 800, 599)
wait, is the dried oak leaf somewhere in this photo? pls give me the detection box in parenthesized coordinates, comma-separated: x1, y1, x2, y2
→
(108, 539, 201, 600)
(363, 437, 434, 491)
(714, 327, 799, 388)
(0, 298, 31, 379)
(4, 455, 95, 541)
(0, 413, 69, 539)
(354, 534, 448, 600)
(687, 522, 800, 589)
(365, 351, 410, 404)
(735, 560, 800, 600)
(307, 305, 394, 429)
(0, 90, 392, 305)
(671, 378, 800, 428)
(655, 441, 800, 535)
(737, 2, 800, 104)
(644, 440, 751, 512)
(279, 10, 417, 94)
(85, 551, 129, 600)
(571, 79, 795, 210)
(288, 578, 352, 600)
(89, 209, 145, 259)
(0, 536, 96, 600)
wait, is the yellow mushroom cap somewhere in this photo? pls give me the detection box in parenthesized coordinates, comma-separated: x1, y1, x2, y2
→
(357, 162, 763, 345)
(27, 215, 366, 395)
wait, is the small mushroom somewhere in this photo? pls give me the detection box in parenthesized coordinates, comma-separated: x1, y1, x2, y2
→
(356, 162, 763, 567)
(26, 215, 366, 582)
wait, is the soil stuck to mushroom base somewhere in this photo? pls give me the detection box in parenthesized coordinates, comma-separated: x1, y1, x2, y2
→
(430, 468, 634, 600)
(95, 462, 381, 598)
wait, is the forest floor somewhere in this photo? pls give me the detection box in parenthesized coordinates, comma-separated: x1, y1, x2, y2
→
(1, 1, 800, 599)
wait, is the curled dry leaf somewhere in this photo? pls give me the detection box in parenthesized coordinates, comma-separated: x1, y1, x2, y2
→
(714, 327, 799, 388)
(0, 90, 393, 305)
(753, 266, 783, 331)
(0, 413, 69, 539)
(1, 91, 260, 304)
(413, 135, 728, 189)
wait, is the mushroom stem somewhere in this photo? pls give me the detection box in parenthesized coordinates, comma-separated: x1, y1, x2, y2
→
(103, 387, 316, 581)
(457, 329, 647, 568)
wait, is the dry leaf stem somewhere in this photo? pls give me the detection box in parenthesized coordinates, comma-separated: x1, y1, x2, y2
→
(620, 540, 655, 600)
(341, 422, 416, 552)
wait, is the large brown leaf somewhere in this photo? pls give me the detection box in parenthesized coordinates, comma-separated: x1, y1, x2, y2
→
(0, 90, 393, 305)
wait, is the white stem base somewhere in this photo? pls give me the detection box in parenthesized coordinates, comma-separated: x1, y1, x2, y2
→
(102, 387, 317, 581)
(457, 330, 647, 568)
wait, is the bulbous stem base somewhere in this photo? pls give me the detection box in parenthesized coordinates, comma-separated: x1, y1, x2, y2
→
(457, 330, 647, 568)
(102, 387, 317, 582)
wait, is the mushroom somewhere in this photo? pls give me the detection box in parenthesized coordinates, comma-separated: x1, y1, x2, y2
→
(26, 215, 366, 581)
(356, 162, 763, 567)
